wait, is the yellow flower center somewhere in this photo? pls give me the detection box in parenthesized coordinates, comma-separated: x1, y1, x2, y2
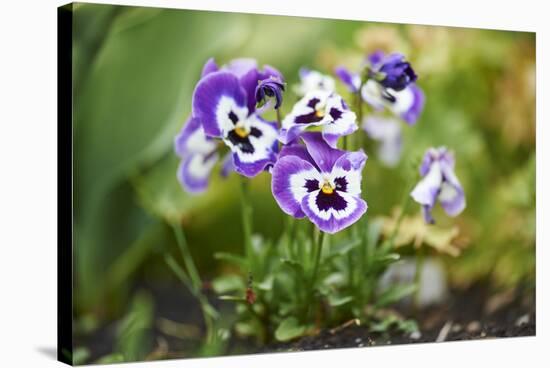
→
(234, 125, 249, 138)
(315, 109, 325, 118)
(321, 181, 334, 195)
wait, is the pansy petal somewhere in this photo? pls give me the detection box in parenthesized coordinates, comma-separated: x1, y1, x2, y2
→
(225, 58, 258, 77)
(272, 155, 321, 218)
(192, 71, 248, 137)
(393, 84, 425, 125)
(279, 143, 318, 169)
(220, 152, 235, 177)
(174, 116, 216, 157)
(361, 80, 386, 110)
(410, 162, 443, 207)
(422, 204, 435, 224)
(301, 190, 367, 234)
(177, 152, 218, 194)
(320, 95, 358, 147)
(301, 132, 346, 173)
(227, 115, 278, 177)
(439, 164, 466, 216)
(201, 58, 219, 77)
(330, 151, 367, 196)
(335, 66, 360, 93)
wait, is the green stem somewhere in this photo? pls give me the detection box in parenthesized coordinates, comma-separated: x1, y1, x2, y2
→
(171, 223, 201, 291)
(239, 178, 254, 269)
(307, 231, 326, 320)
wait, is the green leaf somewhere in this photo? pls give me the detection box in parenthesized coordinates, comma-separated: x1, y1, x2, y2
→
(376, 284, 417, 308)
(94, 353, 126, 365)
(275, 317, 307, 342)
(212, 274, 245, 294)
(328, 295, 354, 307)
(116, 291, 154, 361)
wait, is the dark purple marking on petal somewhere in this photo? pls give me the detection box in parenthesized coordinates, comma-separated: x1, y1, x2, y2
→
(316, 190, 348, 211)
(334, 177, 347, 192)
(295, 112, 324, 125)
(305, 179, 319, 192)
(329, 107, 343, 121)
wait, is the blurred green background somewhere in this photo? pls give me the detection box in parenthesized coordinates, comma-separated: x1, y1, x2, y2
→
(71, 2, 535, 361)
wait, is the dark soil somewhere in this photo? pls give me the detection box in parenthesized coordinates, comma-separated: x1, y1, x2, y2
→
(264, 283, 535, 353)
(77, 281, 535, 363)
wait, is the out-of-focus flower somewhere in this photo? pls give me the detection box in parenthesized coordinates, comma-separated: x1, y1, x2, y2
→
(192, 68, 279, 177)
(335, 51, 424, 125)
(293, 68, 336, 96)
(255, 75, 285, 109)
(362, 116, 402, 167)
(410, 147, 466, 224)
(279, 90, 357, 148)
(373, 53, 417, 91)
(271, 132, 367, 234)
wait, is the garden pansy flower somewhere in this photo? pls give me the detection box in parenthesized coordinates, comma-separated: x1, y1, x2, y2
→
(293, 68, 336, 96)
(279, 90, 358, 148)
(410, 147, 466, 224)
(175, 116, 228, 193)
(255, 75, 285, 109)
(271, 132, 367, 234)
(362, 116, 402, 167)
(193, 71, 279, 177)
(335, 51, 425, 125)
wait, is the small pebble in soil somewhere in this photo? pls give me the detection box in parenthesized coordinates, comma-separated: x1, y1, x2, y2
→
(452, 324, 463, 333)
(355, 338, 362, 344)
(410, 331, 422, 340)
(515, 314, 530, 327)
(358, 343, 364, 347)
(466, 321, 481, 333)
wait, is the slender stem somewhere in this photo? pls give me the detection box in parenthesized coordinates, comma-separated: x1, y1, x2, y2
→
(276, 108, 282, 126)
(306, 231, 326, 320)
(171, 222, 201, 291)
(239, 178, 254, 269)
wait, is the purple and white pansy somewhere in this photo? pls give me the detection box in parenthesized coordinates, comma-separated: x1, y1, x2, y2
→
(362, 116, 402, 167)
(271, 132, 367, 234)
(293, 68, 336, 97)
(279, 90, 358, 148)
(193, 71, 279, 178)
(175, 116, 224, 193)
(410, 147, 466, 224)
(335, 51, 425, 125)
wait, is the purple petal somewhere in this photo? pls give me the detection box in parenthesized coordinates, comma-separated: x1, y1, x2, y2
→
(410, 162, 443, 208)
(422, 204, 435, 224)
(301, 132, 346, 173)
(174, 116, 216, 157)
(220, 152, 235, 177)
(225, 58, 258, 77)
(367, 50, 385, 66)
(439, 163, 466, 216)
(279, 143, 318, 169)
(271, 155, 321, 218)
(301, 190, 367, 234)
(335, 66, 360, 93)
(201, 58, 219, 78)
(400, 84, 425, 125)
(331, 151, 367, 196)
(239, 67, 261, 113)
(192, 71, 248, 137)
(177, 152, 218, 194)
